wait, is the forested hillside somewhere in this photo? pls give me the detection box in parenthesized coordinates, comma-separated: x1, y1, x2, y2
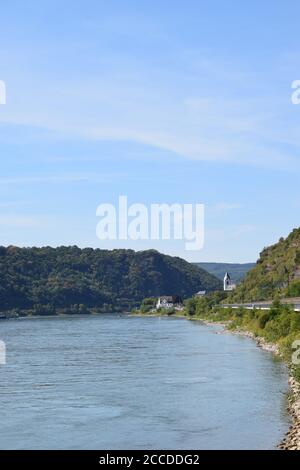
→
(228, 228, 300, 302)
(0, 246, 221, 315)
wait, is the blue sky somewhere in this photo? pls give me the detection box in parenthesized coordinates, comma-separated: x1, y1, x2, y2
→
(1, 0, 300, 262)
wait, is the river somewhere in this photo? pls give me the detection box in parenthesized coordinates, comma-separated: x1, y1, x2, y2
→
(0, 314, 290, 449)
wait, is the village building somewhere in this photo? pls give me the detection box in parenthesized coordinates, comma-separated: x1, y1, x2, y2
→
(194, 290, 206, 297)
(156, 295, 183, 310)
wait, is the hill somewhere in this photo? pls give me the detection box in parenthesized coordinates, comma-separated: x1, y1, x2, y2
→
(0, 246, 221, 315)
(194, 262, 255, 283)
(228, 228, 300, 302)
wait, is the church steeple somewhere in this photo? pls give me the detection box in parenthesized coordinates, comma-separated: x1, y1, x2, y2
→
(224, 272, 236, 291)
(224, 272, 230, 291)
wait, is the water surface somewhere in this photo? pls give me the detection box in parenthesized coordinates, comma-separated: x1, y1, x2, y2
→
(0, 314, 290, 449)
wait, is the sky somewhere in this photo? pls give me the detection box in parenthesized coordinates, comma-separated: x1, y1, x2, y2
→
(1, 0, 300, 262)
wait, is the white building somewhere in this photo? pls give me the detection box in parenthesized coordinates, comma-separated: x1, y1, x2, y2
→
(156, 295, 183, 309)
(195, 290, 206, 297)
(223, 272, 236, 291)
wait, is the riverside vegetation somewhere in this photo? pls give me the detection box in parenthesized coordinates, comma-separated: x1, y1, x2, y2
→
(138, 291, 300, 381)
(137, 227, 300, 449)
(184, 294, 300, 451)
(184, 294, 300, 382)
(136, 293, 300, 450)
(185, 228, 300, 382)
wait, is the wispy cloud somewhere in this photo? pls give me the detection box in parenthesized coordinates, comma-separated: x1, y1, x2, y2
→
(1, 43, 299, 171)
(213, 202, 243, 212)
(0, 215, 43, 228)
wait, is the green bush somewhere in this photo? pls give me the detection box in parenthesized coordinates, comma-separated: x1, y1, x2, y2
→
(286, 280, 300, 297)
(184, 298, 197, 316)
(140, 297, 157, 313)
(258, 311, 271, 329)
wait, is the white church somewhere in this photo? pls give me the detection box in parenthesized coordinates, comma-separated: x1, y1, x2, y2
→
(223, 272, 236, 291)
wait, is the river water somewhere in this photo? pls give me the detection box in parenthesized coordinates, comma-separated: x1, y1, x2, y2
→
(0, 314, 290, 449)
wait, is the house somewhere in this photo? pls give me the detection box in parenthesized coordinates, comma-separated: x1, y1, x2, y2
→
(156, 295, 183, 310)
(194, 290, 206, 297)
(223, 272, 236, 291)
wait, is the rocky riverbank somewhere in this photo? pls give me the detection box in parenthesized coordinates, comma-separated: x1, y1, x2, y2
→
(278, 377, 300, 450)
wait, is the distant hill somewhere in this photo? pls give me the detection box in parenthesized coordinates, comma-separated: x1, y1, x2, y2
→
(228, 228, 300, 302)
(0, 246, 222, 315)
(194, 262, 255, 284)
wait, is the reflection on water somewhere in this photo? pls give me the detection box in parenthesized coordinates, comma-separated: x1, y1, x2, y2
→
(0, 314, 290, 449)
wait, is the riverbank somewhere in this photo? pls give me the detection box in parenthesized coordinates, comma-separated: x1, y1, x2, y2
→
(202, 319, 300, 450)
(199, 318, 300, 450)
(279, 377, 300, 450)
(136, 309, 300, 450)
